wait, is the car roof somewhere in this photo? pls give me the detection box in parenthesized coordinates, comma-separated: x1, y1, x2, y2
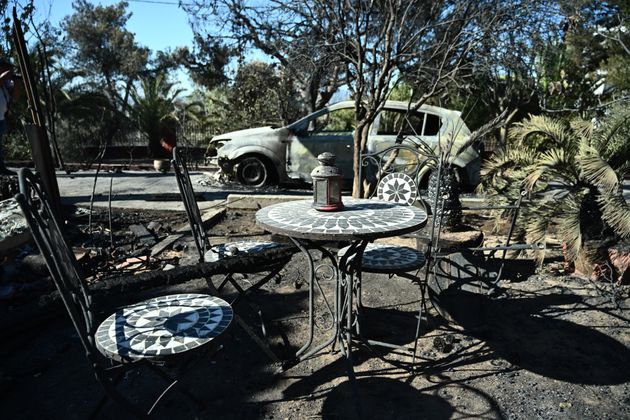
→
(287, 100, 465, 131)
(326, 100, 463, 117)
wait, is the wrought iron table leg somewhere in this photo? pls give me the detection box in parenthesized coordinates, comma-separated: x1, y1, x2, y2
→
(292, 237, 316, 358)
(287, 238, 370, 364)
(336, 240, 368, 361)
(293, 238, 339, 361)
(204, 277, 280, 363)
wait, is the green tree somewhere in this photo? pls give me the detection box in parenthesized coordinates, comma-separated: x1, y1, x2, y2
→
(129, 74, 190, 158)
(227, 61, 302, 129)
(184, 0, 346, 113)
(0, 1, 34, 53)
(187, 0, 556, 196)
(62, 0, 148, 144)
(535, 0, 630, 113)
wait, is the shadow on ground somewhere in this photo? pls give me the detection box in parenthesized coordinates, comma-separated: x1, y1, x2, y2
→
(429, 252, 630, 385)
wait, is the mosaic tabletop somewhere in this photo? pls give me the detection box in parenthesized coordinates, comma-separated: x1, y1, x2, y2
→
(256, 198, 427, 241)
(96, 293, 233, 361)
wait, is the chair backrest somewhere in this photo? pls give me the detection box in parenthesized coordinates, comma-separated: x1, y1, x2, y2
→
(359, 141, 435, 204)
(360, 141, 451, 260)
(376, 172, 419, 205)
(15, 169, 98, 360)
(172, 146, 209, 262)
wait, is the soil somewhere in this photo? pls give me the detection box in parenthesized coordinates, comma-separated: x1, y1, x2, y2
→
(1, 206, 629, 419)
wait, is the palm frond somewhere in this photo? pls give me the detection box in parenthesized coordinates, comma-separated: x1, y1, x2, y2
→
(556, 197, 583, 262)
(598, 193, 630, 238)
(569, 118, 593, 142)
(454, 108, 508, 158)
(482, 152, 515, 178)
(591, 105, 630, 159)
(524, 203, 556, 264)
(510, 114, 576, 152)
(579, 145, 620, 194)
(522, 148, 577, 191)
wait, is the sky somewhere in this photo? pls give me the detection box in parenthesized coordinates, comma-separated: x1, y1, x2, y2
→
(32, 0, 197, 91)
(33, 0, 195, 53)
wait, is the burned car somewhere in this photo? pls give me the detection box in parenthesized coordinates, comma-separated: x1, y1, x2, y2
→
(209, 100, 480, 189)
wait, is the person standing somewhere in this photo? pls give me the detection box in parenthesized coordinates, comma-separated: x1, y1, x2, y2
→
(0, 58, 17, 175)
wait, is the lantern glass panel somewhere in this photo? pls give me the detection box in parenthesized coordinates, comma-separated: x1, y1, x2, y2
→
(315, 179, 328, 204)
(329, 180, 340, 204)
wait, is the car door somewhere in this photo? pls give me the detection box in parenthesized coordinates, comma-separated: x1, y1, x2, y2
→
(286, 108, 355, 184)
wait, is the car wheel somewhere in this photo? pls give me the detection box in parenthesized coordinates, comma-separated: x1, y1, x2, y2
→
(236, 156, 272, 187)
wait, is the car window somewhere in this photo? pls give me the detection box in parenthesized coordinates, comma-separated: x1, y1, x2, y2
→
(308, 109, 355, 135)
(377, 109, 442, 136)
(424, 113, 441, 135)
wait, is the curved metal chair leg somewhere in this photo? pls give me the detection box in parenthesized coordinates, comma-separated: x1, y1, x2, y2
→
(205, 277, 280, 363)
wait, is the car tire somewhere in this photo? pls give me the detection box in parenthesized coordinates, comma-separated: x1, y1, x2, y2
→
(236, 156, 273, 187)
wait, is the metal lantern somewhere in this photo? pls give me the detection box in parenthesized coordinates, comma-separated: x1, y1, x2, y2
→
(311, 152, 344, 211)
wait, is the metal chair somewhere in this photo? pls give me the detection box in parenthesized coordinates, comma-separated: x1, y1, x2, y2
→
(338, 143, 436, 364)
(172, 146, 291, 362)
(15, 168, 233, 418)
(431, 189, 545, 296)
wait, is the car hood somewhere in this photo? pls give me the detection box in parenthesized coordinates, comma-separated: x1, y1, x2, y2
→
(210, 126, 278, 142)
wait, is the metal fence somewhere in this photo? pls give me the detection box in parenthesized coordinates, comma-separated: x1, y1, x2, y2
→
(107, 120, 211, 149)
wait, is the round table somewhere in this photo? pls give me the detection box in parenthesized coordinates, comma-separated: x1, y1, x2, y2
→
(256, 198, 427, 241)
(96, 293, 233, 361)
(256, 197, 427, 362)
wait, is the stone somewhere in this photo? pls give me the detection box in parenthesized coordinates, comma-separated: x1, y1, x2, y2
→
(0, 198, 30, 252)
(609, 242, 630, 284)
(19, 254, 49, 276)
(434, 224, 484, 250)
(440, 228, 484, 248)
(146, 221, 162, 232)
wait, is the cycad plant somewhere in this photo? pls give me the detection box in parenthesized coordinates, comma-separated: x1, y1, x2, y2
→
(482, 106, 630, 274)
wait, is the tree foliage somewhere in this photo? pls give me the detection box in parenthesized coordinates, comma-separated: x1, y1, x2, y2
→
(129, 74, 201, 158)
(62, 0, 148, 113)
(184, 0, 346, 113)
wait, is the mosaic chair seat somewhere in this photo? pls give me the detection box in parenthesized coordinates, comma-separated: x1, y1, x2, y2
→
(338, 171, 426, 272)
(172, 147, 293, 362)
(15, 168, 233, 418)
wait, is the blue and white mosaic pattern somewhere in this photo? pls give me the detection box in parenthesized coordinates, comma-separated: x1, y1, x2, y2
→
(204, 240, 282, 262)
(96, 294, 232, 361)
(377, 173, 418, 205)
(338, 243, 426, 272)
(256, 198, 427, 241)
